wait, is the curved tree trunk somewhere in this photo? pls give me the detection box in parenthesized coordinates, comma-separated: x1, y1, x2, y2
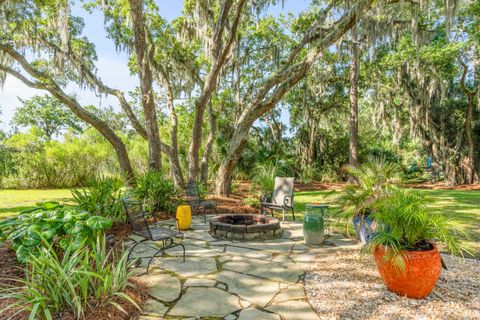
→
(128, 0, 162, 171)
(200, 102, 217, 185)
(188, 0, 247, 182)
(214, 0, 371, 195)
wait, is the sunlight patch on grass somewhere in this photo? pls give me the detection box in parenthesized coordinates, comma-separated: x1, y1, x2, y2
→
(0, 189, 73, 219)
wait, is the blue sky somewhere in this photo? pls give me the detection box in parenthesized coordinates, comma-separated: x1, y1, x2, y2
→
(0, 0, 310, 130)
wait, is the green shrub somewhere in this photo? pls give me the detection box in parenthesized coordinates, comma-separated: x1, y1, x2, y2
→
(363, 189, 471, 271)
(337, 157, 401, 220)
(243, 197, 260, 207)
(72, 176, 125, 221)
(1, 237, 138, 319)
(250, 163, 278, 196)
(0, 202, 112, 263)
(132, 171, 178, 214)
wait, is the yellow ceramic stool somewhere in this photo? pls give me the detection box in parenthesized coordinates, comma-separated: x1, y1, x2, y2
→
(176, 205, 192, 230)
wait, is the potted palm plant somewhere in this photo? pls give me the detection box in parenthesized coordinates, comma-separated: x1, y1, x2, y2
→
(337, 157, 400, 243)
(364, 189, 470, 298)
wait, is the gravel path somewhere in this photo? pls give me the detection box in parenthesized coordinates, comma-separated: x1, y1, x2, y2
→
(305, 247, 480, 320)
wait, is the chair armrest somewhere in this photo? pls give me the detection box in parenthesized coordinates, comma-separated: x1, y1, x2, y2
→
(283, 195, 293, 207)
(261, 194, 270, 203)
(175, 218, 181, 232)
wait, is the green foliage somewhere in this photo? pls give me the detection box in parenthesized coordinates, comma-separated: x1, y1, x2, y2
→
(12, 95, 82, 140)
(0, 202, 112, 263)
(363, 189, 471, 271)
(132, 171, 178, 214)
(1, 129, 121, 189)
(72, 176, 125, 221)
(250, 163, 280, 197)
(337, 157, 401, 221)
(0, 237, 138, 320)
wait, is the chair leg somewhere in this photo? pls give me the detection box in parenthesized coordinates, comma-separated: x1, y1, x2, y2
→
(292, 207, 295, 221)
(146, 248, 165, 274)
(127, 241, 143, 262)
(260, 203, 264, 215)
(179, 243, 186, 262)
(282, 209, 285, 222)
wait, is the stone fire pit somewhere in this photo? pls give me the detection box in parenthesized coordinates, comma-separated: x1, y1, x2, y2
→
(209, 214, 283, 241)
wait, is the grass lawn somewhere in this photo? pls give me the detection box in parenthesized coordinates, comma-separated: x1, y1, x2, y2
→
(0, 189, 73, 219)
(294, 189, 480, 258)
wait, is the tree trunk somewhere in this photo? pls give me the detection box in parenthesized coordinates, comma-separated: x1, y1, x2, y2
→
(187, 0, 247, 182)
(200, 102, 216, 185)
(465, 98, 475, 184)
(155, 67, 185, 186)
(460, 62, 477, 184)
(348, 25, 359, 173)
(128, 0, 162, 171)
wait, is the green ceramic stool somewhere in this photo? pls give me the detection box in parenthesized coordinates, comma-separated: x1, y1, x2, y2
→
(303, 204, 329, 245)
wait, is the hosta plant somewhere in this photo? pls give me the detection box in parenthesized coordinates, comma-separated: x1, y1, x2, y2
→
(0, 202, 112, 263)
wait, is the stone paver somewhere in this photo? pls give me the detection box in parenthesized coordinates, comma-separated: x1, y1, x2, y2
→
(152, 256, 218, 277)
(183, 278, 217, 287)
(223, 256, 304, 284)
(142, 299, 168, 317)
(134, 217, 350, 319)
(221, 244, 273, 260)
(267, 300, 319, 320)
(238, 307, 281, 320)
(274, 285, 306, 302)
(168, 287, 242, 317)
(140, 272, 181, 302)
(211, 270, 280, 306)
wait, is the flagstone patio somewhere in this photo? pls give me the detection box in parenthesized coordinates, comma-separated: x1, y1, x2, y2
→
(130, 215, 358, 320)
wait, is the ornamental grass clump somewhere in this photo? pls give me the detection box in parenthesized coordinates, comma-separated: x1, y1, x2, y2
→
(72, 176, 125, 222)
(0, 237, 139, 320)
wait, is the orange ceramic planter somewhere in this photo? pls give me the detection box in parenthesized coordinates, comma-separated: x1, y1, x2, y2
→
(374, 245, 442, 299)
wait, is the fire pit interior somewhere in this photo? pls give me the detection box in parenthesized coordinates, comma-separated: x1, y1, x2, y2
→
(209, 214, 283, 241)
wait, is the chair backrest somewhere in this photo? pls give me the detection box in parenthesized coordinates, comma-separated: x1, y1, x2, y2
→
(185, 182, 200, 203)
(272, 177, 294, 207)
(122, 199, 152, 239)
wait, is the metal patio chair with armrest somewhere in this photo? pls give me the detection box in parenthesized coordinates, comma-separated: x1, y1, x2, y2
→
(185, 182, 218, 223)
(122, 199, 185, 273)
(260, 177, 295, 222)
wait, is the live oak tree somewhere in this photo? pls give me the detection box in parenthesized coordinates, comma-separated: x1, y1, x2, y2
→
(0, 1, 137, 185)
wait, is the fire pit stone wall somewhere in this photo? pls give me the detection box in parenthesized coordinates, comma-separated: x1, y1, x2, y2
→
(209, 214, 283, 241)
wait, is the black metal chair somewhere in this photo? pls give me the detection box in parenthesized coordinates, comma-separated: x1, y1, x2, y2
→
(122, 199, 185, 273)
(260, 177, 295, 221)
(185, 182, 218, 223)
